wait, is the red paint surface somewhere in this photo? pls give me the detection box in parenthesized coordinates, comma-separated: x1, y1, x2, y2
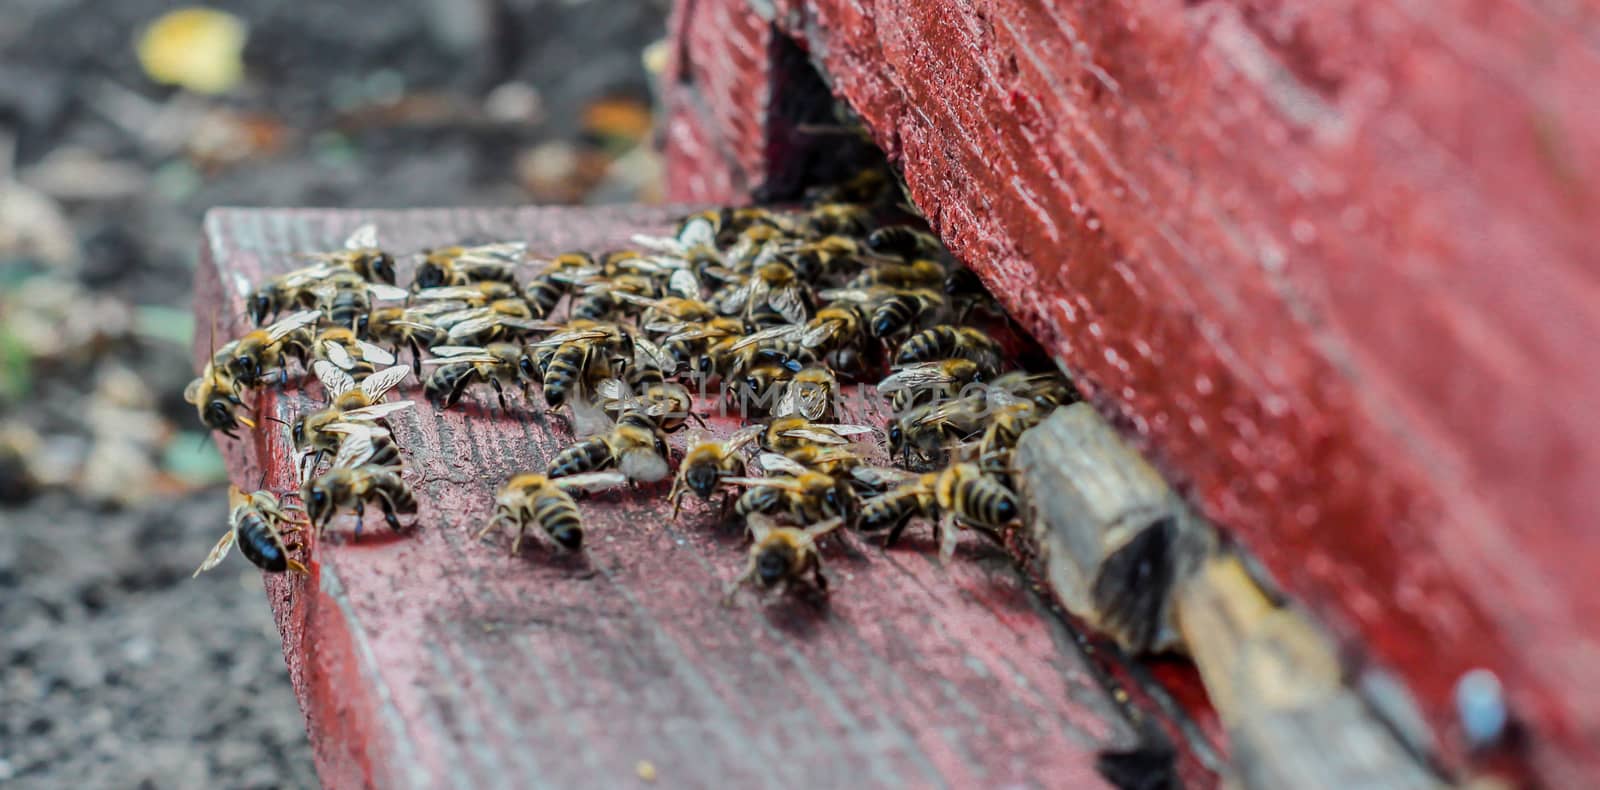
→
(665, 0, 1600, 784)
(197, 207, 1218, 788)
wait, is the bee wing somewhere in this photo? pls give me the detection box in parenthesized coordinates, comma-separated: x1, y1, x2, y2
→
(851, 465, 920, 489)
(313, 360, 357, 397)
(745, 512, 778, 543)
(570, 398, 613, 438)
(593, 377, 631, 403)
(720, 475, 802, 491)
(414, 286, 489, 301)
(458, 242, 526, 262)
(755, 452, 808, 476)
(612, 291, 661, 307)
(357, 341, 396, 366)
(629, 233, 683, 254)
(277, 262, 340, 287)
(324, 341, 358, 371)
(265, 310, 322, 342)
(778, 426, 849, 445)
(782, 380, 831, 421)
(817, 287, 884, 305)
(768, 285, 809, 324)
(878, 363, 958, 393)
(668, 268, 701, 300)
(494, 317, 558, 333)
(340, 401, 415, 421)
(774, 383, 798, 418)
(726, 425, 762, 454)
(618, 450, 671, 483)
(446, 317, 497, 342)
(530, 329, 612, 347)
(800, 320, 840, 349)
(343, 223, 379, 250)
(716, 280, 753, 315)
(367, 283, 409, 301)
(633, 337, 674, 372)
(803, 516, 847, 541)
(816, 423, 875, 437)
(183, 377, 203, 404)
(192, 530, 237, 577)
(329, 424, 392, 469)
(428, 345, 492, 358)
(728, 324, 801, 352)
(359, 365, 411, 400)
(551, 471, 628, 492)
(420, 354, 498, 365)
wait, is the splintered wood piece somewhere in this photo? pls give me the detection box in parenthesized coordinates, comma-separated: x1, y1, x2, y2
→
(1013, 404, 1215, 654)
(196, 207, 1219, 788)
(1176, 557, 1440, 790)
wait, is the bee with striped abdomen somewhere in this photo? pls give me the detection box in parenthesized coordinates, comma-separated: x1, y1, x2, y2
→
(480, 471, 627, 554)
(723, 514, 845, 605)
(193, 486, 309, 577)
(412, 242, 526, 290)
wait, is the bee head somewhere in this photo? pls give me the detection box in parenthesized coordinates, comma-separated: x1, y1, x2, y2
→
(414, 261, 447, 290)
(756, 544, 794, 586)
(303, 482, 334, 526)
(369, 252, 397, 285)
(204, 400, 234, 430)
(290, 416, 307, 449)
(247, 291, 274, 325)
(886, 421, 903, 453)
(685, 465, 719, 499)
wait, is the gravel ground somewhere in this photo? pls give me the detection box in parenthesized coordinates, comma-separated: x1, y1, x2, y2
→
(1, 1, 666, 786)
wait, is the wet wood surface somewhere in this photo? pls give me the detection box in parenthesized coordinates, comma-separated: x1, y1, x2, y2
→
(195, 206, 1219, 789)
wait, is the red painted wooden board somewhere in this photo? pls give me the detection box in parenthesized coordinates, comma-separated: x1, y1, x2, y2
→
(662, 0, 1600, 784)
(194, 207, 1221, 788)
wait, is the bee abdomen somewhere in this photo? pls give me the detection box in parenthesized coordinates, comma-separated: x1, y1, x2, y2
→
(870, 295, 921, 338)
(534, 492, 584, 549)
(734, 486, 784, 517)
(542, 343, 586, 407)
(894, 325, 959, 365)
(548, 439, 612, 478)
(959, 476, 1019, 528)
(525, 280, 564, 317)
(235, 513, 291, 573)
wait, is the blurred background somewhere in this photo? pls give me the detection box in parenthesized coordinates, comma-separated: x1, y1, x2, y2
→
(0, 1, 667, 785)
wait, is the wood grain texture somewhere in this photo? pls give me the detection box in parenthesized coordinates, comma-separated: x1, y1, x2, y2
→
(663, 0, 1600, 783)
(195, 206, 1217, 788)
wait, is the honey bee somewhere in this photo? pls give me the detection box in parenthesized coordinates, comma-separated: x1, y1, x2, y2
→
(212, 310, 320, 387)
(479, 471, 627, 554)
(799, 203, 872, 239)
(867, 288, 944, 338)
(654, 316, 744, 379)
(729, 361, 795, 419)
(759, 416, 874, 454)
(724, 470, 856, 524)
(858, 473, 939, 544)
(570, 274, 659, 322)
(931, 462, 1019, 559)
(878, 358, 985, 410)
(667, 432, 753, 516)
(717, 261, 810, 324)
(595, 377, 700, 434)
(412, 242, 526, 290)
(246, 263, 344, 326)
(857, 463, 1017, 558)
(894, 325, 1004, 377)
(302, 463, 417, 535)
(184, 363, 254, 437)
(440, 299, 551, 346)
(775, 366, 838, 422)
(313, 270, 409, 331)
(321, 421, 403, 471)
(546, 413, 672, 484)
(192, 486, 309, 577)
(977, 400, 1045, 473)
(638, 296, 717, 333)
(303, 223, 400, 285)
(311, 326, 398, 379)
(983, 370, 1078, 410)
(864, 225, 942, 261)
(722, 513, 845, 604)
(292, 363, 412, 478)
(364, 306, 447, 374)
(887, 394, 987, 466)
(523, 252, 599, 317)
(798, 305, 868, 354)
(846, 259, 946, 290)
(529, 321, 634, 409)
(421, 343, 526, 410)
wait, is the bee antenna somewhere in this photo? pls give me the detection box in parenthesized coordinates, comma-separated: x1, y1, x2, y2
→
(260, 415, 290, 427)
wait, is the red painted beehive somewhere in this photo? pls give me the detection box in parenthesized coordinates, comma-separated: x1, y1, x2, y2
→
(661, 0, 1600, 786)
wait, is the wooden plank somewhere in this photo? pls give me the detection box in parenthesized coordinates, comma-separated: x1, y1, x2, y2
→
(195, 206, 1217, 788)
(663, 0, 1600, 783)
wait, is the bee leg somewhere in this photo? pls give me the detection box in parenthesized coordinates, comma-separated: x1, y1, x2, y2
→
(509, 526, 526, 556)
(688, 410, 708, 428)
(937, 514, 960, 564)
(721, 562, 755, 607)
(377, 497, 402, 532)
(353, 501, 366, 535)
(489, 378, 510, 412)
